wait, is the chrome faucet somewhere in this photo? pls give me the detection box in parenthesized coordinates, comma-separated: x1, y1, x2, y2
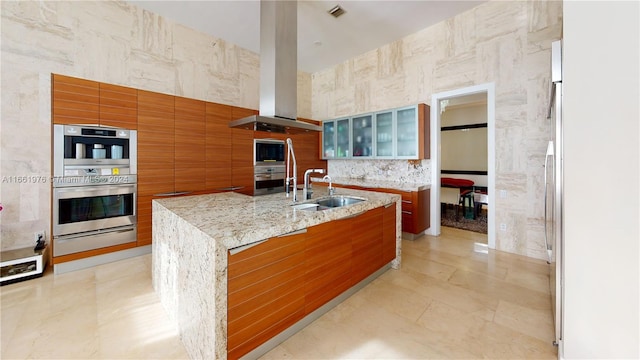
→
(303, 168, 325, 200)
(285, 138, 298, 202)
(323, 175, 335, 196)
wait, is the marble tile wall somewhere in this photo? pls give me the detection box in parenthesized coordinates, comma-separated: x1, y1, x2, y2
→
(0, 0, 562, 261)
(312, 1, 562, 260)
(0, 1, 311, 251)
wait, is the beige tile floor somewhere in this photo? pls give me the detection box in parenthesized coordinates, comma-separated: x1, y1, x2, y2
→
(1, 227, 557, 359)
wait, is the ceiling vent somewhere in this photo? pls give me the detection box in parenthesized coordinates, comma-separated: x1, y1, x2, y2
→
(328, 4, 346, 18)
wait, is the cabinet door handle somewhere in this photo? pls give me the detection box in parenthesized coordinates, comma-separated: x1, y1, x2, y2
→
(384, 203, 394, 208)
(342, 210, 367, 219)
(401, 200, 412, 204)
(229, 239, 268, 255)
(153, 192, 174, 197)
(402, 210, 412, 215)
(277, 228, 307, 237)
(153, 191, 191, 197)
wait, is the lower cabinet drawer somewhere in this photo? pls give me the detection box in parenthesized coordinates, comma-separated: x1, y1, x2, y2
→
(401, 199, 413, 212)
(402, 211, 414, 233)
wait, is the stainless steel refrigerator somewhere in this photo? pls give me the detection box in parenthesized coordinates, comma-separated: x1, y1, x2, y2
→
(545, 39, 563, 349)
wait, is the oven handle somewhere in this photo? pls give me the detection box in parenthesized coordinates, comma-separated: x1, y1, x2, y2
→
(215, 186, 246, 192)
(54, 184, 136, 198)
(54, 225, 135, 241)
(153, 191, 192, 197)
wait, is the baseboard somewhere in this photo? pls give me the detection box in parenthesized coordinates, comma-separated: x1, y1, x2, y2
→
(53, 245, 151, 274)
(402, 231, 426, 240)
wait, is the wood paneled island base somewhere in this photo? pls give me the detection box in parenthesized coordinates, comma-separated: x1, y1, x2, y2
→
(152, 190, 401, 359)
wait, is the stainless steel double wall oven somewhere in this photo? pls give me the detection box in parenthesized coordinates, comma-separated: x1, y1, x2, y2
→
(253, 139, 285, 195)
(53, 125, 137, 257)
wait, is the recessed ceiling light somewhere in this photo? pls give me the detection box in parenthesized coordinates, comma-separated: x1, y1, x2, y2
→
(328, 4, 346, 18)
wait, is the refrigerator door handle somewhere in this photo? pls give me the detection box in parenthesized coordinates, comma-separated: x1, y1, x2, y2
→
(544, 141, 554, 263)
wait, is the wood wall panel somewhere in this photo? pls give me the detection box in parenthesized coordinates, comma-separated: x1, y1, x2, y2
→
(52, 74, 100, 125)
(205, 102, 233, 191)
(174, 97, 206, 193)
(99, 83, 137, 129)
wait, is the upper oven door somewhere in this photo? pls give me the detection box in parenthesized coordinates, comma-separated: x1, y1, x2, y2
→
(53, 184, 137, 236)
(254, 139, 285, 165)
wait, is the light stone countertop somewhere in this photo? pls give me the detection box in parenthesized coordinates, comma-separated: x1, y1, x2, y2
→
(312, 176, 430, 192)
(152, 188, 402, 360)
(153, 187, 400, 251)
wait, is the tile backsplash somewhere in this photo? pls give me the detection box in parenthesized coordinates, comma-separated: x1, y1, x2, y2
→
(328, 159, 431, 184)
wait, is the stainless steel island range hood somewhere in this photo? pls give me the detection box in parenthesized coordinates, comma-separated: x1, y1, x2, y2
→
(229, 1, 321, 134)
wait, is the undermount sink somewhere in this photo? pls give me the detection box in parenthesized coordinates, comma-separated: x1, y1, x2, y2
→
(291, 195, 366, 211)
(316, 196, 365, 208)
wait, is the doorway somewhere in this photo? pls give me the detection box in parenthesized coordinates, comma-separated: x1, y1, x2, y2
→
(428, 83, 496, 249)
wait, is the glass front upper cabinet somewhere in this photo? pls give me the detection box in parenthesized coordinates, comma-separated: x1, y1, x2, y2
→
(335, 118, 350, 158)
(351, 114, 373, 158)
(375, 110, 394, 158)
(395, 106, 419, 158)
(322, 121, 336, 158)
(321, 104, 429, 160)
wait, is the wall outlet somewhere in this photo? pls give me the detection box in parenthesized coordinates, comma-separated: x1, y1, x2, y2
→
(500, 190, 507, 198)
(34, 230, 45, 243)
(499, 223, 507, 231)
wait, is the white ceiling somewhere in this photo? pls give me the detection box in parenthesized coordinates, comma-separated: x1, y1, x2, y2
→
(127, 0, 486, 73)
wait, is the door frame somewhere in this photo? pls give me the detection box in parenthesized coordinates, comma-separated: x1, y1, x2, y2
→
(428, 83, 496, 249)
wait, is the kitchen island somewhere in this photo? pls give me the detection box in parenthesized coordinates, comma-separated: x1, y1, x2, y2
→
(152, 188, 401, 359)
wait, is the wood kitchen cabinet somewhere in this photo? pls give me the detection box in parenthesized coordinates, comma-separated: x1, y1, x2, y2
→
(322, 103, 430, 160)
(231, 107, 257, 196)
(205, 102, 233, 192)
(174, 96, 206, 193)
(136, 90, 175, 246)
(293, 118, 327, 181)
(319, 183, 429, 237)
(52, 74, 137, 129)
(305, 216, 353, 315)
(254, 119, 326, 181)
(227, 230, 307, 360)
(403, 188, 430, 235)
(350, 207, 384, 286)
(52, 74, 100, 125)
(373, 187, 430, 236)
(227, 205, 394, 359)
(99, 83, 137, 129)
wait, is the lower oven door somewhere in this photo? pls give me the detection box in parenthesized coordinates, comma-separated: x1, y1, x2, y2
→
(254, 169, 285, 196)
(53, 184, 137, 238)
(53, 225, 137, 257)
